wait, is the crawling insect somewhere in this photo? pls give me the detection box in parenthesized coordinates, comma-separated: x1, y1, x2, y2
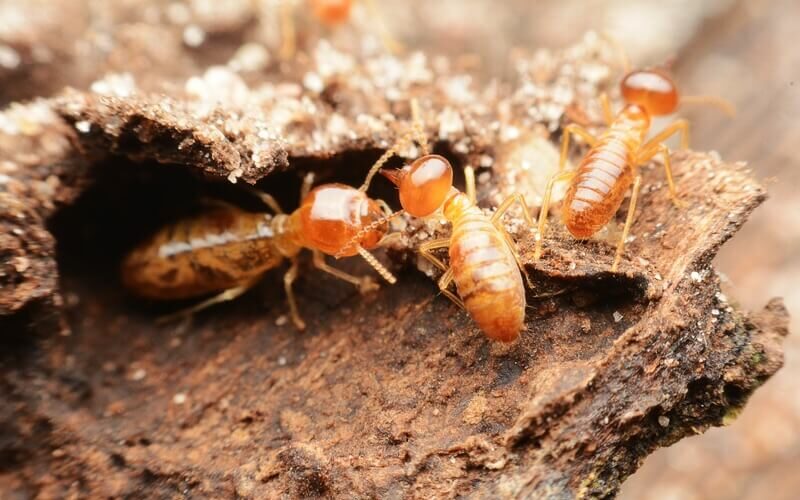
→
(534, 67, 735, 271)
(121, 174, 396, 330)
(279, 0, 401, 59)
(348, 101, 535, 342)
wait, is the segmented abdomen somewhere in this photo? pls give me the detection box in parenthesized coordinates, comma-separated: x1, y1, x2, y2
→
(121, 207, 282, 300)
(449, 208, 525, 342)
(562, 131, 637, 238)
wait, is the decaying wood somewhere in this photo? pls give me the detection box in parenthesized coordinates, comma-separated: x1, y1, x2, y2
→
(0, 34, 789, 499)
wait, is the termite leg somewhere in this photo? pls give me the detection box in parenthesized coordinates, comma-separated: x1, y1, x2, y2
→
(419, 238, 464, 310)
(418, 237, 450, 272)
(156, 280, 259, 325)
(313, 250, 378, 293)
(464, 166, 477, 203)
(491, 193, 535, 228)
(599, 93, 614, 126)
(642, 118, 689, 151)
(534, 171, 577, 261)
(279, 0, 296, 60)
(362, 0, 404, 55)
(284, 257, 306, 330)
(636, 142, 684, 208)
(437, 267, 465, 310)
(612, 175, 643, 272)
(499, 227, 533, 288)
(491, 193, 536, 288)
(559, 124, 599, 171)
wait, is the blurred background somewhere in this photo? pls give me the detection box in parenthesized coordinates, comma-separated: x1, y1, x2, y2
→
(1, 0, 797, 498)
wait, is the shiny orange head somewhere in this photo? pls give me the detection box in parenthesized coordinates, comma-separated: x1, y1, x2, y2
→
(297, 184, 387, 256)
(620, 69, 679, 116)
(310, 0, 353, 25)
(380, 154, 454, 217)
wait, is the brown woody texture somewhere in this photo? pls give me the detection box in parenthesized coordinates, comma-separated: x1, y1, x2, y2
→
(0, 4, 789, 499)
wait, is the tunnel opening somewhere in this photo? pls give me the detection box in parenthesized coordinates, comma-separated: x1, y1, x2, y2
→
(46, 142, 467, 324)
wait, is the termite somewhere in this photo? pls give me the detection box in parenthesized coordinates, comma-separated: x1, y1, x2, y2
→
(279, 0, 401, 59)
(534, 66, 735, 271)
(347, 100, 535, 342)
(121, 174, 397, 330)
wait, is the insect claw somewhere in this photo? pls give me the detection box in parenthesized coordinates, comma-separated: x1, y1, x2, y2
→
(291, 315, 307, 331)
(358, 276, 380, 294)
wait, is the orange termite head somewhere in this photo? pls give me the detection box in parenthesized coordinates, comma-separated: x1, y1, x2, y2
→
(380, 154, 454, 217)
(297, 184, 387, 257)
(620, 68, 680, 116)
(309, 0, 353, 25)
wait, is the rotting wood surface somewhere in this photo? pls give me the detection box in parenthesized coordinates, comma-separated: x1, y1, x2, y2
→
(0, 34, 790, 499)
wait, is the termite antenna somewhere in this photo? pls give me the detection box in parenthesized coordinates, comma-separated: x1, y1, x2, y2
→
(599, 31, 631, 73)
(363, 0, 404, 55)
(279, 0, 296, 60)
(300, 172, 316, 200)
(335, 209, 404, 258)
(359, 130, 415, 192)
(661, 56, 678, 73)
(680, 95, 737, 117)
(409, 98, 429, 155)
(359, 98, 429, 193)
(356, 245, 397, 284)
(364, 209, 404, 239)
(528, 288, 571, 300)
(243, 188, 285, 214)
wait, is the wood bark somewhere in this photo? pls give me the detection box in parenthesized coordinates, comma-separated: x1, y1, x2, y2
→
(0, 30, 789, 499)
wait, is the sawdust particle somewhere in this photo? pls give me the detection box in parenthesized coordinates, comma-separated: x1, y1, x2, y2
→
(462, 393, 488, 425)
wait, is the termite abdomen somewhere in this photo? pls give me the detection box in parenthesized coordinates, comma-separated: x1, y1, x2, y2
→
(563, 137, 635, 238)
(449, 212, 525, 342)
